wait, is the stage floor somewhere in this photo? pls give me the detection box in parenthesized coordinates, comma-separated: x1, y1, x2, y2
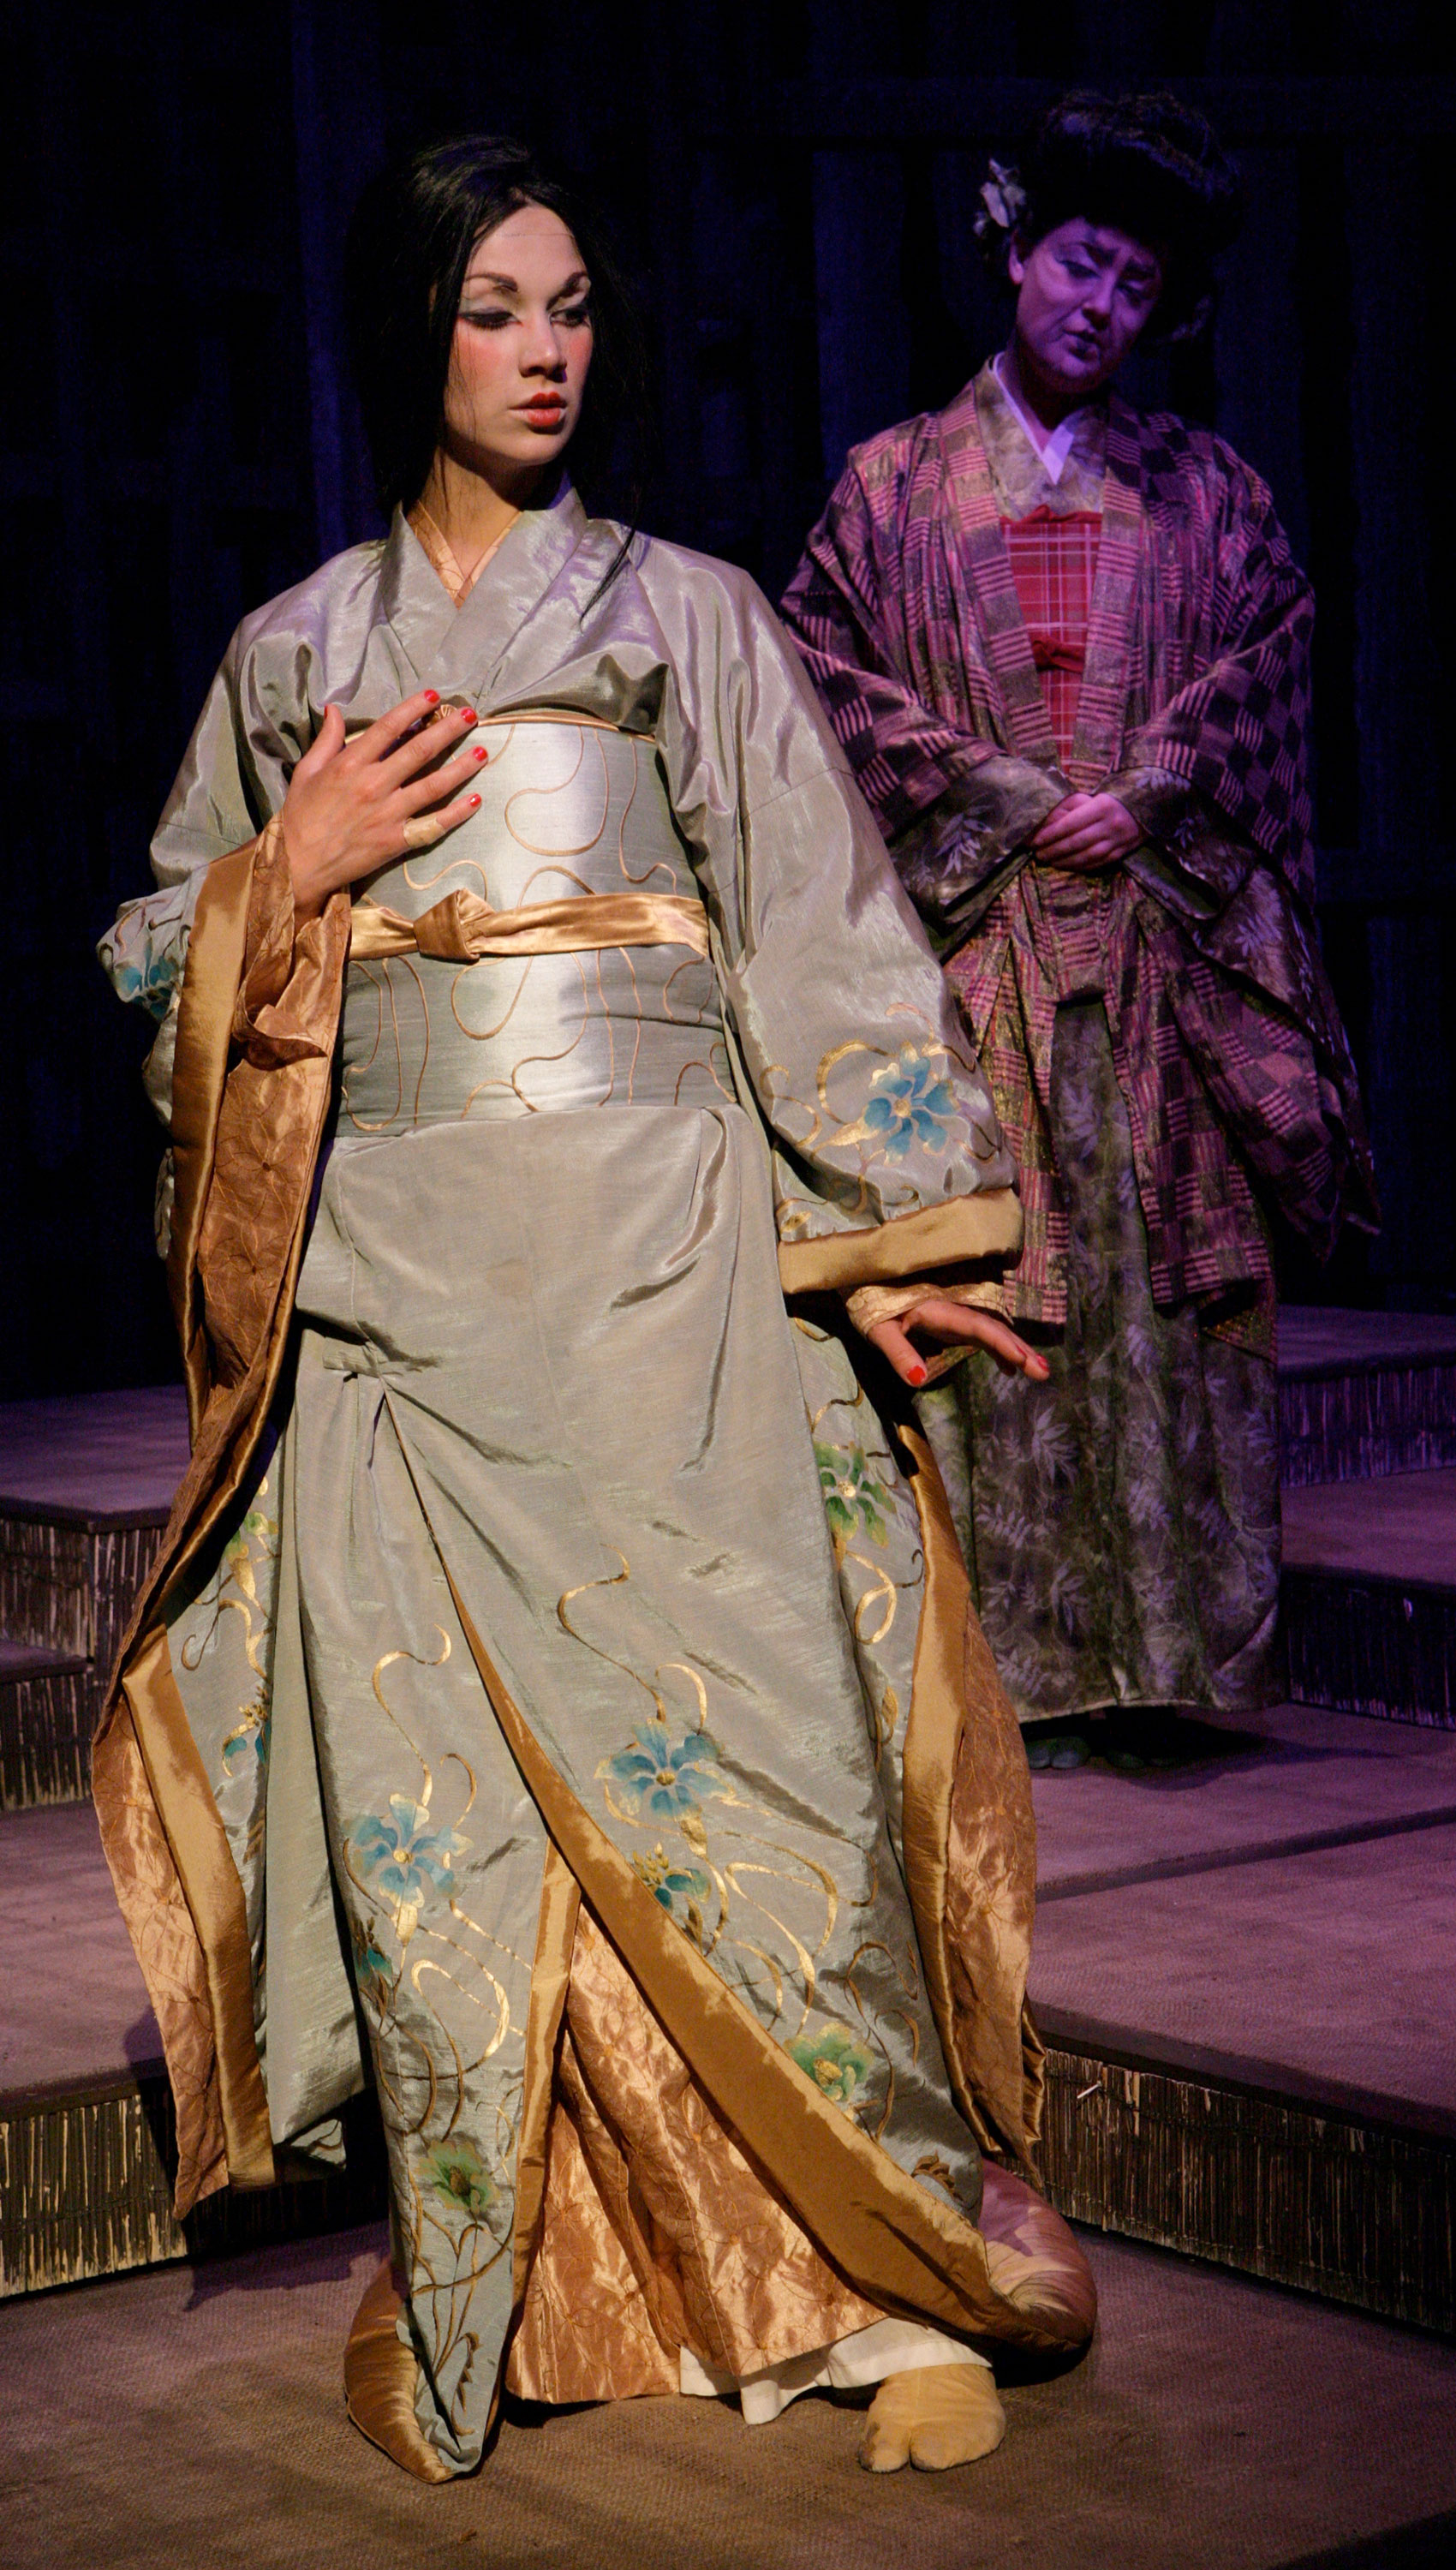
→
(2, 2215, 1453, 2570)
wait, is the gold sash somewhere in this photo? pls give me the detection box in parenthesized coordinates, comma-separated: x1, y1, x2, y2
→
(349, 885, 710, 965)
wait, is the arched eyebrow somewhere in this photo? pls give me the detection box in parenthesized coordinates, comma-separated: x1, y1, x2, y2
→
(462, 268, 592, 299)
(1073, 231, 1162, 282)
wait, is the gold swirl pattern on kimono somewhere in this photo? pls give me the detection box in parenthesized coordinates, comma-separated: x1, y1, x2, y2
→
(560, 1557, 859, 2054)
(336, 717, 732, 1134)
(178, 1480, 279, 1865)
(339, 1629, 526, 2440)
(340, 1639, 522, 2135)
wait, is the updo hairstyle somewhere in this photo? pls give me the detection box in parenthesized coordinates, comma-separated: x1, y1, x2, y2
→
(978, 91, 1244, 344)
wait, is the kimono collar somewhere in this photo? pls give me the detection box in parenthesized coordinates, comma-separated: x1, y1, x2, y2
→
(379, 479, 594, 702)
(934, 371, 1143, 787)
(989, 354, 1089, 485)
(969, 362, 1107, 519)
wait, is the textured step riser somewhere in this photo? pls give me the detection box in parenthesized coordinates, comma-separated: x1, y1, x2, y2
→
(9, 2048, 1448, 2330)
(0, 1665, 93, 1809)
(1283, 1573, 1456, 1729)
(1280, 1362, 1456, 1488)
(0, 2078, 387, 2300)
(0, 1515, 163, 1668)
(1041, 2045, 1455, 2337)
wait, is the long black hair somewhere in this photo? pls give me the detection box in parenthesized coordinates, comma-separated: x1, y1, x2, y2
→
(343, 134, 650, 522)
(985, 92, 1244, 343)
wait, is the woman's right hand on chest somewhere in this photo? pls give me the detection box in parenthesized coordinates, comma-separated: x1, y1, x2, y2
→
(281, 692, 488, 917)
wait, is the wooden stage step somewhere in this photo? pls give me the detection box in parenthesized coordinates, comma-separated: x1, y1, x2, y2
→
(0, 1801, 384, 2299)
(1279, 1306, 1456, 1486)
(1282, 1470, 1456, 1728)
(1031, 1701, 1456, 2336)
(0, 1388, 187, 1808)
(4, 1709, 1453, 2333)
(0, 1642, 92, 1807)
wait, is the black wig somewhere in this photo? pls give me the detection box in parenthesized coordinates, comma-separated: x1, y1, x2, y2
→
(985, 92, 1244, 343)
(343, 134, 649, 521)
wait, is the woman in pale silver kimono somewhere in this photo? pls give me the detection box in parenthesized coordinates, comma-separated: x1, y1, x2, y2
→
(97, 137, 1095, 2483)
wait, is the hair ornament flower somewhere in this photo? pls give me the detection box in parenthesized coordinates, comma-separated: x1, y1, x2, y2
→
(974, 159, 1029, 245)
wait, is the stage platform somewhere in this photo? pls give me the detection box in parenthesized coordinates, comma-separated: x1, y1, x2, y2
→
(0, 1388, 189, 1807)
(6, 2219, 1455, 2570)
(2, 1320, 1454, 2340)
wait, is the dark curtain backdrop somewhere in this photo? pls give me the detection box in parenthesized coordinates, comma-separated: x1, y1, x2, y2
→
(3, 0, 1453, 1397)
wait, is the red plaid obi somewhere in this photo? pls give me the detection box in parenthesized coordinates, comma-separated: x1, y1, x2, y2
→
(1001, 505, 1101, 766)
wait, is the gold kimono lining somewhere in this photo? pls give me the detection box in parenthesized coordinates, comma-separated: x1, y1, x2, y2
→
(778, 1190, 1023, 1297)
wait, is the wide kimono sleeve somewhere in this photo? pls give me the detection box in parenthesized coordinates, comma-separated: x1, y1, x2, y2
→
(1101, 441, 1368, 1106)
(779, 454, 1063, 949)
(651, 559, 1024, 1296)
(1110, 444, 1316, 902)
(96, 628, 301, 1132)
(1098, 433, 1376, 1249)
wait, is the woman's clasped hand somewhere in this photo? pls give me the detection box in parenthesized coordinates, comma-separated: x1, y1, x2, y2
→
(1031, 788, 1140, 871)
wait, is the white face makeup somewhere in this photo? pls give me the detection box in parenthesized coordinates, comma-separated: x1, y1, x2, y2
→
(1008, 218, 1165, 407)
(440, 203, 594, 490)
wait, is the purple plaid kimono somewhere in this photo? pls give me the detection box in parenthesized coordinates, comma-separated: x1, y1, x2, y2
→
(781, 364, 1375, 1330)
(781, 366, 1376, 1723)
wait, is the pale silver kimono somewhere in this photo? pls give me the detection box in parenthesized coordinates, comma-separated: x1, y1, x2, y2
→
(98, 488, 1090, 2478)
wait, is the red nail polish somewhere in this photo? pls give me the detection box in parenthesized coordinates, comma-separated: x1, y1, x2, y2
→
(909, 1363, 928, 1387)
(422, 689, 440, 704)
(459, 706, 478, 724)
(473, 745, 489, 762)
(468, 792, 482, 808)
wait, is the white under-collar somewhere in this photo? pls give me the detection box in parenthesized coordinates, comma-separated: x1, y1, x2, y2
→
(992, 354, 1090, 487)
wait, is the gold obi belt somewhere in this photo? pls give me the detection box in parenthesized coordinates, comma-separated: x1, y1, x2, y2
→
(335, 714, 731, 1135)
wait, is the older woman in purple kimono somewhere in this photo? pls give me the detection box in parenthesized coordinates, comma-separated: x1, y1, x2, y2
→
(782, 91, 1375, 1770)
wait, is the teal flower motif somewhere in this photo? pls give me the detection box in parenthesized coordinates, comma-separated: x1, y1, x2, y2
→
(815, 1443, 891, 1546)
(632, 1843, 712, 1936)
(789, 2022, 877, 2110)
(112, 948, 178, 1023)
(601, 1721, 728, 1821)
(349, 1914, 394, 2023)
(425, 2137, 499, 2223)
(349, 1795, 468, 1910)
(862, 1049, 958, 1160)
(221, 1704, 271, 1770)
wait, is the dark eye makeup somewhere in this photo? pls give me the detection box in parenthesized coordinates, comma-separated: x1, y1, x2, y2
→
(458, 297, 593, 332)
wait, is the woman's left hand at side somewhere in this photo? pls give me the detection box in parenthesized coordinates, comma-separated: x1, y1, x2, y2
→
(866, 1297, 1052, 1390)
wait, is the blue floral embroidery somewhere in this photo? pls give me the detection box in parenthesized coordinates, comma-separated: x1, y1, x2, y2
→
(111, 948, 178, 1024)
(602, 1721, 729, 1820)
(632, 1844, 712, 1932)
(349, 1914, 395, 2023)
(221, 1703, 272, 1770)
(862, 1050, 958, 1160)
(349, 1795, 468, 1908)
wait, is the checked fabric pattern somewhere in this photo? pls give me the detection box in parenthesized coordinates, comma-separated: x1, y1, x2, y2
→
(781, 365, 1376, 1327)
